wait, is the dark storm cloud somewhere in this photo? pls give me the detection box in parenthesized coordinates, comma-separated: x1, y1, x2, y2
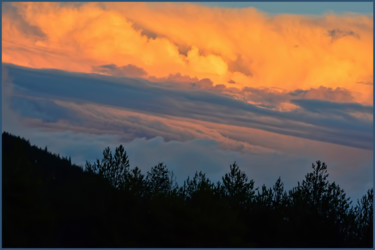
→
(3, 63, 372, 150)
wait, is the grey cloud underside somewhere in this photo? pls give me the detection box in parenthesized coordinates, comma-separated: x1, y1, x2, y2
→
(92, 64, 147, 78)
(4, 64, 372, 150)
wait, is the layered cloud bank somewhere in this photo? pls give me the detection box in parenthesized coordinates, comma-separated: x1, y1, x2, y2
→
(3, 64, 373, 150)
(2, 2, 373, 106)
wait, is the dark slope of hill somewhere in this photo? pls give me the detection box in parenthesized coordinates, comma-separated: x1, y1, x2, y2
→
(2, 132, 241, 247)
(2, 132, 373, 247)
(2, 132, 131, 247)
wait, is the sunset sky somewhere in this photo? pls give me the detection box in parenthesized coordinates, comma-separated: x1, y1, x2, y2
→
(2, 2, 373, 199)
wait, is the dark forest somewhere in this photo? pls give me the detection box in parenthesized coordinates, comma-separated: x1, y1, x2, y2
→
(2, 132, 373, 247)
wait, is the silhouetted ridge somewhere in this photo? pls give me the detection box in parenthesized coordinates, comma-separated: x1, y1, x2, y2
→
(2, 131, 373, 247)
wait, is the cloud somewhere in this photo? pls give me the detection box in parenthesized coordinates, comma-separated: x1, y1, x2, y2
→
(290, 86, 354, 102)
(227, 86, 357, 113)
(147, 73, 215, 91)
(2, 2, 372, 105)
(9, 96, 79, 123)
(2, 2, 46, 39)
(328, 29, 360, 41)
(4, 64, 372, 151)
(227, 55, 253, 77)
(291, 98, 372, 114)
(92, 64, 147, 78)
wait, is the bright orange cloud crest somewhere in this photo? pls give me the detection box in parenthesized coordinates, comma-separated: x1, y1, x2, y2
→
(2, 2, 373, 105)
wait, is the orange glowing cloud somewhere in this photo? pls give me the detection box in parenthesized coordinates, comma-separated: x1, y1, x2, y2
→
(2, 2, 373, 105)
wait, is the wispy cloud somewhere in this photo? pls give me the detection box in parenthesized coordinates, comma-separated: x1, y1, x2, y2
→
(4, 64, 372, 150)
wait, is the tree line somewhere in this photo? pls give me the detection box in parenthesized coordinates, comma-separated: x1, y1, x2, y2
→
(2, 132, 373, 247)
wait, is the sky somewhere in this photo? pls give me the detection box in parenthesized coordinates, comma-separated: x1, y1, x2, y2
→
(2, 2, 373, 200)
(201, 2, 373, 15)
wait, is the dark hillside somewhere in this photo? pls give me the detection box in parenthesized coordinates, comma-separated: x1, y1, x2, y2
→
(2, 132, 373, 247)
(2, 132, 123, 247)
